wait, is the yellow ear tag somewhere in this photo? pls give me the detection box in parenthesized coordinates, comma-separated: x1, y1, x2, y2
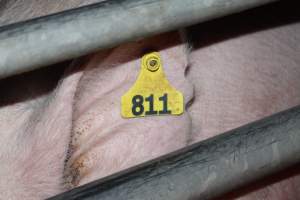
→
(121, 52, 184, 118)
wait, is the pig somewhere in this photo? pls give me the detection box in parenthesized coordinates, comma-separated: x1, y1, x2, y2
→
(0, 0, 299, 199)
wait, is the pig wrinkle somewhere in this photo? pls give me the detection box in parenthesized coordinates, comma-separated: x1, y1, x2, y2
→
(0, 62, 84, 199)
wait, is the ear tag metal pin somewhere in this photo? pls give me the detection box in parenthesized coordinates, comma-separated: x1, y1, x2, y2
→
(121, 52, 184, 118)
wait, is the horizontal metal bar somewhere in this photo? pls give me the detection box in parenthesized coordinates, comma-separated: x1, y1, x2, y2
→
(0, 0, 279, 79)
(48, 105, 300, 200)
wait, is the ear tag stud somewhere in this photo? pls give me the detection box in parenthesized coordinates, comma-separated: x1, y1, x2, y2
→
(121, 52, 184, 118)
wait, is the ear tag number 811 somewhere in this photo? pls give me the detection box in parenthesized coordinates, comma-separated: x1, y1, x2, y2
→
(121, 52, 184, 118)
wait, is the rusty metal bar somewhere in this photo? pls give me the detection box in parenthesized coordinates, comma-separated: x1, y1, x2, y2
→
(0, 0, 279, 79)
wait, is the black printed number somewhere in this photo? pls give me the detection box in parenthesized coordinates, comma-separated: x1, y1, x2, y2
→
(132, 93, 171, 116)
(145, 94, 158, 115)
(132, 95, 144, 116)
(159, 94, 171, 114)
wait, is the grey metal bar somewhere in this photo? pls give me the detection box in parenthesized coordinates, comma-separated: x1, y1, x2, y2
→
(0, 0, 279, 79)
(48, 105, 300, 200)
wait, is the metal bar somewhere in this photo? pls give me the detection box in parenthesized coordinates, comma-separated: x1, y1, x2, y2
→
(48, 105, 300, 200)
(0, 0, 279, 79)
